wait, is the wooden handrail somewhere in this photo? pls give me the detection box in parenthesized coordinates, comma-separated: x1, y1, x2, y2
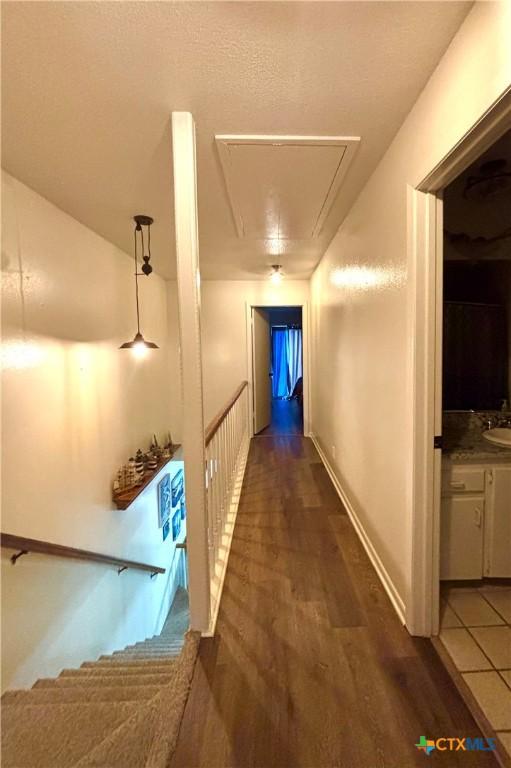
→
(205, 381, 248, 447)
(1, 533, 165, 575)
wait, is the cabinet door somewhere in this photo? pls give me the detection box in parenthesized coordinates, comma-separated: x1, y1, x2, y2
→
(485, 466, 511, 578)
(440, 496, 484, 580)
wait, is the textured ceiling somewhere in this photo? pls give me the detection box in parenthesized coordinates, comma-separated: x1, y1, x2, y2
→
(1, 1, 471, 279)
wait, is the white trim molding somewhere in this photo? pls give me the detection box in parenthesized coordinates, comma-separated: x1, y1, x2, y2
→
(406, 187, 440, 638)
(171, 112, 211, 632)
(311, 434, 406, 625)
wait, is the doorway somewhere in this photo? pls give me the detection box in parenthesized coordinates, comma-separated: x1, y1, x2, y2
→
(409, 96, 511, 759)
(248, 305, 308, 437)
(409, 94, 511, 642)
(436, 131, 511, 745)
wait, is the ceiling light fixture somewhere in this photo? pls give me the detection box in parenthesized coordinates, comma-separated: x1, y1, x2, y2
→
(464, 159, 511, 201)
(270, 264, 283, 284)
(120, 215, 159, 356)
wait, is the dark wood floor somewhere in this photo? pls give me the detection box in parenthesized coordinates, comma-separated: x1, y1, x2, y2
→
(171, 436, 497, 768)
(259, 399, 303, 436)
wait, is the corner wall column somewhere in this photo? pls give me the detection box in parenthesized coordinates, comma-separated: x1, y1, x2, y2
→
(171, 111, 210, 631)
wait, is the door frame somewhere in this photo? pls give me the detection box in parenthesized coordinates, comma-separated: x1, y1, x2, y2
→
(408, 88, 511, 637)
(245, 302, 311, 438)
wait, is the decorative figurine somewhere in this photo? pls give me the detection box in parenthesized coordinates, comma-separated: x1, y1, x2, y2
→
(128, 457, 139, 487)
(146, 451, 158, 472)
(163, 432, 174, 459)
(151, 434, 162, 460)
(135, 449, 145, 477)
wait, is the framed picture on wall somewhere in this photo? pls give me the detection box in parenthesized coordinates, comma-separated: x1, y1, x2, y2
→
(162, 519, 170, 542)
(158, 474, 171, 528)
(171, 469, 184, 507)
(171, 508, 181, 541)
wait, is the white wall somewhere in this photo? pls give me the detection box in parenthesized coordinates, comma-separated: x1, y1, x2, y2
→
(310, 1, 511, 614)
(196, 280, 309, 424)
(1, 172, 183, 690)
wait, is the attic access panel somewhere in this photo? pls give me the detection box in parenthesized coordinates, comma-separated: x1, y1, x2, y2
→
(215, 135, 360, 239)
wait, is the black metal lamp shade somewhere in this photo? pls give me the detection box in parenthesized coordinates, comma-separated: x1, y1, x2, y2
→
(119, 331, 159, 350)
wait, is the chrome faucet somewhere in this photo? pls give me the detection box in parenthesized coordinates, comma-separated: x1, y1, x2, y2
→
(486, 417, 494, 431)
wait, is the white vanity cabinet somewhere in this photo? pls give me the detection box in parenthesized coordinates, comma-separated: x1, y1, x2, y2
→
(484, 466, 511, 577)
(440, 463, 511, 580)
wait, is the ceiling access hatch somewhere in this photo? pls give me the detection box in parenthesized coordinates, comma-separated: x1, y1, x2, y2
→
(215, 135, 360, 240)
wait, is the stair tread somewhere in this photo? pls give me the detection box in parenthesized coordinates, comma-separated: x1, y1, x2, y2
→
(34, 673, 173, 689)
(129, 642, 183, 648)
(2, 685, 161, 705)
(1, 701, 139, 768)
(85, 658, 178, 668)
(60, 665, 175, 677)
(127, 643, 183, 653)
(110, 653, 179, 664)
(112, 648, 181, 659)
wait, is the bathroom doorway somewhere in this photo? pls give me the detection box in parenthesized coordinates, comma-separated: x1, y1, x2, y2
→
(409, 100, 511, 761)
(409, 96, 511, 641)
(436, 132, 511, 741)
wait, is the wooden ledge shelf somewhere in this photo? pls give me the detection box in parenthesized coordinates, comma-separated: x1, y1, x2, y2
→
(113, 445, 182, 510)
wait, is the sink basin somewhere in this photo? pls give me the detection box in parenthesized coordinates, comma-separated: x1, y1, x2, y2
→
(482, 427, 511, 448)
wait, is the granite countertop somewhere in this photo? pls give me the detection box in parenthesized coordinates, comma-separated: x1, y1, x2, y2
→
(442, 410, 511, 463)
(443, 434, 511, 463)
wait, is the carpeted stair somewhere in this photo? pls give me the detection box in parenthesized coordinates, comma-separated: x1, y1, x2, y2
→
(1, 588, 199, 768)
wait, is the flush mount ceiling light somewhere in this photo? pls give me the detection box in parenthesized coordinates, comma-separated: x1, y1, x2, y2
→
(464, 159, 511, 201)
(270, 265, 283, 284)
(120, 215, 159, 357)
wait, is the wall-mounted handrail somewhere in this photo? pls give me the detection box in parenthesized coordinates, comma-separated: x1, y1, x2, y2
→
(205, 381, 248, 447)
(1, 533, 165, 576)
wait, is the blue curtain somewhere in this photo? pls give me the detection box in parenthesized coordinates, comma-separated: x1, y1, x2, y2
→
(271, 327, 303, 398)
(287, 328, 303, 395)
(272, 328, 288, 398)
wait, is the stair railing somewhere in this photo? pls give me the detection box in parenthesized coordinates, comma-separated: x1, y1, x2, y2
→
(0, 532, 166, 577)
(204, 381, 249, 613)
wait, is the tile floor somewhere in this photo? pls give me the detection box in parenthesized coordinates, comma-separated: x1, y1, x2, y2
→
(440, 585, 511, 757)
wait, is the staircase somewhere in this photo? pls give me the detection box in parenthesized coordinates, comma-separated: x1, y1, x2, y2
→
(1, 588, 199, 768)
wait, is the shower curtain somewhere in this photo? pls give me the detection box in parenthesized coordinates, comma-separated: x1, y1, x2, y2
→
(271, 327, 303, 398)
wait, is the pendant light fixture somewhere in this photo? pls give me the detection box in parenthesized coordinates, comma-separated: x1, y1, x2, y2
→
(120, 215, 159, 357)
(270, 264, 283, 284)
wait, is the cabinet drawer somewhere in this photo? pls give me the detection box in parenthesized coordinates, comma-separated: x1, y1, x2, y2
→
(442, 467, 485, 494)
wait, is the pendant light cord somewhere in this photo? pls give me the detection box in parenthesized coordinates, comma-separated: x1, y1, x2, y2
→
(134, 227, 141, 334)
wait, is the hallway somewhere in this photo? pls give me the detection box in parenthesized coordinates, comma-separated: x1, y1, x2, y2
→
(172, 436, 496, 767)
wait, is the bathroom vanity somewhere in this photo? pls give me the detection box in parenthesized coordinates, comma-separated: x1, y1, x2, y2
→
(441, 412, 511, 580)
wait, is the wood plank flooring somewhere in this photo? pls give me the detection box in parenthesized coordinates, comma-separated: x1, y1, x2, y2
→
(258, 399, 303, 436)
(171, 436, 498, 768)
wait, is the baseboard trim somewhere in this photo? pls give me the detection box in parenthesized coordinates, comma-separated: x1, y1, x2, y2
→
(203, 435, 250, 638)
(310, 433, 406, 625)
